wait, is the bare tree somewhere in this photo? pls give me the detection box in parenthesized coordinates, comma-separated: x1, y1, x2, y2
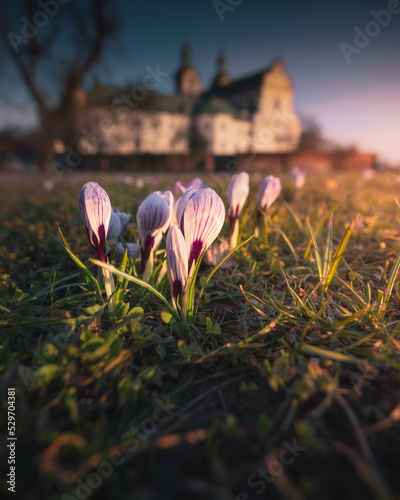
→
(0, 0, 117, 172)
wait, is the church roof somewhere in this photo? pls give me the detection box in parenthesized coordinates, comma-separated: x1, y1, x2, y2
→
(193, 96, 241, 118)
(204, 67, 269, 97)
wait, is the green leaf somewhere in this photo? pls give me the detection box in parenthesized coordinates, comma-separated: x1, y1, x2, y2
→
(81, 338, 106, 353)
(161, 310, 174, 324)
(206, 317, 221, 334)
(33, 364, 62, 389)
(91, 259, 180, 322)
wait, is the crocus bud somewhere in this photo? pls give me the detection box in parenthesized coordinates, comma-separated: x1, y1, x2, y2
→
(257, 176, 282, 213)
(115, 242, 140, 258)
(227, 172, 249, 223)
(290, 167, 306, 190)
(153, 191, 174, 250)
(107, 212, 122, 247)
(105, 208, 131, 257)
(137, 190, 174, 277)
(112, 207, 131, 235)
(175, 187, 225, 271)
(166, 225, 188, 304)
(79, 181, 112, 262)
(176, 177, 206, 194)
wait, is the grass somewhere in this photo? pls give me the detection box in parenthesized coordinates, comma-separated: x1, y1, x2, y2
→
(1, 169, 400, 500)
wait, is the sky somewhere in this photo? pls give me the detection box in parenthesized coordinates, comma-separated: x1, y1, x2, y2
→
(2, 0, 400, 164)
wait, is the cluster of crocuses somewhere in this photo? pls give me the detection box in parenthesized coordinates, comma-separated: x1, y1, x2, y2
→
(79, 181, 225, 319)
(226, 172, 283, 243)
(78, 170, 302, 318)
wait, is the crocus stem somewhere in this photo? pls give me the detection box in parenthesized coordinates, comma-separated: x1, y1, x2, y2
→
(104, 267, 116, 313)
(229, 218, 240, 250)
(156, 259, 167, 285)
(255, 211, 261, 238)
(263, 215, 269, 246)
(142, 251, 154, 282)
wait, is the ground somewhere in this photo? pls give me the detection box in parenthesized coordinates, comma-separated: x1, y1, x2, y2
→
(0, 169, 400, 500)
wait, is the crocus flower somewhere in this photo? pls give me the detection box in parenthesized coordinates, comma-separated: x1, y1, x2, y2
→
(115, 242, 140, 258)
(105, 208, 131, 257)
(166, 225, 188, 309)
(257, 176, 282, 213)
(175, 187, 225, 272)
(106, 212, 122, 248)
(175, 177, 206, 194)
(136, 190, 174, 278)
(227, 172, 249, 248)
(290, 167, 307, 190)
(79, 181, 112, 262)
(112, 207, 131, 235)
(255, 176, 281, 237)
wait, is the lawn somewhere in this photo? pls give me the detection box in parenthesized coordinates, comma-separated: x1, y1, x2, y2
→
(1, 168, 400, 500)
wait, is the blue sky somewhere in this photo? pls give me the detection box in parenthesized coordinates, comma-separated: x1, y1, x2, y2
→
(2, 0, 400, 163)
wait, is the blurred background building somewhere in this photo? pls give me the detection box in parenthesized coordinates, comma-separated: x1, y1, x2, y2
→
(68, 45, 301, 171)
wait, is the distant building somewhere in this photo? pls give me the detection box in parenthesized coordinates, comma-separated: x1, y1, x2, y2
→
(70, 44, 301, 165)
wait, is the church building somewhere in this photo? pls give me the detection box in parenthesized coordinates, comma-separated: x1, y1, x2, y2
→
(72, 45, 302, 167)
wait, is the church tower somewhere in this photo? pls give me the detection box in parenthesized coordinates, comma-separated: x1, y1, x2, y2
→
(211, 51, 231, 89)
(175, 43, 203, 96)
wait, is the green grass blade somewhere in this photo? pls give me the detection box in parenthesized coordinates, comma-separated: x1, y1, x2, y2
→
(91, 259, 180, 321)
(302, 343, 359, 363)
(304, 202, 341, 259)
(323, 215, 359, 294)
(322, 214, 333, 277)
(377, 249, 400, 318)
(280, 267, 315, 317)
(58, 228, 104, 304)
(186, 247, 207, 324)
(195, 235, 255, 320)
(306, 218, 322, 280)
(266, 216, 299, 265)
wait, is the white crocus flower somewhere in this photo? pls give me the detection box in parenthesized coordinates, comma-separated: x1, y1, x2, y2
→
(79, 181, 112, 262)
(166, 225, 189, 312)
(255, 176, 282, 237)
(136, 190, 174, 280)
(227, 172, 249, 248)
(175, 187, 225, 272)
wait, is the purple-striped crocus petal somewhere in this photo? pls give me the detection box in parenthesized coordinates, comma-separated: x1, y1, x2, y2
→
(136, 191, 172, 242)
(137, 191, 173, 274)
(179, 188, 226, 270)
(107, 211, 122, 247)
(173, 187, 195, 230)
(257, 175, 282, 212)
(188, 178, 206, 191)
(112, 207, 131, 235)
(227, 172, 250, 223)
(79, 181, 112, 262)
(115, 242, 140, 258)
(152, 191, 174, 250)
(166, 225, 188, 299)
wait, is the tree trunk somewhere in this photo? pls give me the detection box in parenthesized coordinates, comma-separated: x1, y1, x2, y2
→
(41, 109, 60, 173)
